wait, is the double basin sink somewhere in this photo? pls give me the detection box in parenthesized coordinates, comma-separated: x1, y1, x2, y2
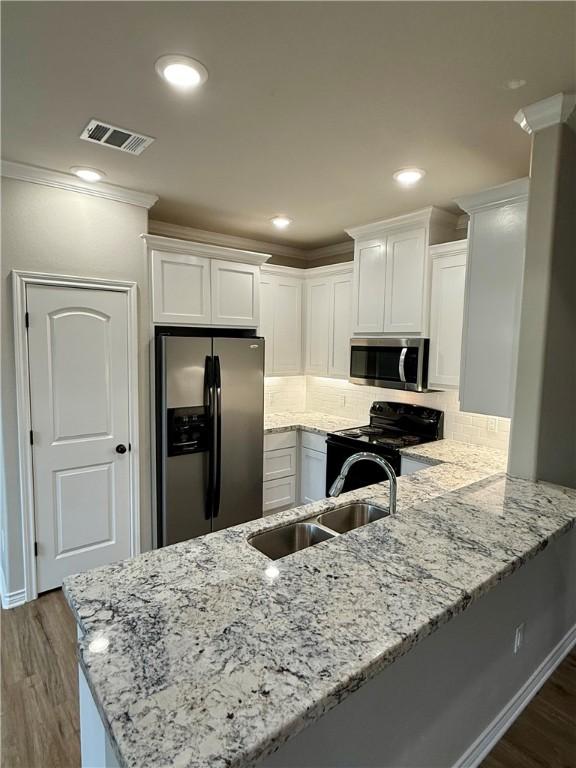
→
(248, 503, 389, 561)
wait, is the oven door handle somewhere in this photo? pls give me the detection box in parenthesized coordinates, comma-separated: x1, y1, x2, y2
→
(398, 347, 408, 383)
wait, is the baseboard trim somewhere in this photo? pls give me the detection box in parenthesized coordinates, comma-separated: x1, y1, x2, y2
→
(1, 587, 26, 610)
(453, 622, 576, 768)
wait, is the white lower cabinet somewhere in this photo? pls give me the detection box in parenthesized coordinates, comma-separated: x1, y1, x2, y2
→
(400, 456, 431, 476)
(300, 447, 327, 504)
(262, 429, 328, 514)
(263, 447, 297, 482)
(263, 476, 296, 515)
(428, 241, 468, 389)
(263, 431, 298, 514)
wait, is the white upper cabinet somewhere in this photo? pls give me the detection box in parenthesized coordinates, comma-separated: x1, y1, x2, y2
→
(151, 251, 211, 325)
(259, 268, 303, 375)
(384, 227, 426, 333)
(304, 265, 354, 378)
(328, 273, 353, 377)
(210, 260, 260, 327)
(456, 179, 529, 418)
(305, 278, 331, 374)
(259, 273, 276, 375)
(346, 207, 459, 337)
(274, 276, 302, 374)
(428, 241, 468, 389)
(352, 240, 386, 332)
(145, 235, 269, 327)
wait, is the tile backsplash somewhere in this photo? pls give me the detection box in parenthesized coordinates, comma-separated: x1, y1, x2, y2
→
(265, 376, 510, 452)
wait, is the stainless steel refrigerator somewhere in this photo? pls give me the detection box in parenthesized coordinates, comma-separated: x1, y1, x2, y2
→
(156, 331, 264, 546)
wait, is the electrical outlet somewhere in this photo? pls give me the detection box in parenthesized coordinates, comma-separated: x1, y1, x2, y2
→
(487, 417, 498, 433)
(513, 623, 525, 654)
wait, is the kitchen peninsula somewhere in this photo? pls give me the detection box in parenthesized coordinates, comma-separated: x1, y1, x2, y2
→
(64, 426, 576, 768)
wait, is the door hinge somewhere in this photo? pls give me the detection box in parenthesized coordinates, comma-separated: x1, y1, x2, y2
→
(29, 430, 34, 446)
(34, 542, 38, 557)
(25, 311, 30, 329)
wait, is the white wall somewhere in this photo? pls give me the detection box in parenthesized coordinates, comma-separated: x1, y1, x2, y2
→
(265, 376, 510, 451)
(0, 178, 152, 597)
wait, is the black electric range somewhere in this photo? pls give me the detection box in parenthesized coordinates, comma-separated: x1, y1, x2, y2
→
(325, 401, 444, 495)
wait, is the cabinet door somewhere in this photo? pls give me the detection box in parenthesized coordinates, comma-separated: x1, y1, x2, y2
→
(211, 260, 260, 327)
(460, 201, 527, 417)
(429, 249, 467, 388)
(259, 275, 275, 375)
(274, 277, 302, 374)
(300, 447, 327, 504)
(328, 274, 353, 377)
(384, 227, 426, 333)
(305, 279, 330, 374)
(151, 250, 211, 324)
(352, 239, 386, 333)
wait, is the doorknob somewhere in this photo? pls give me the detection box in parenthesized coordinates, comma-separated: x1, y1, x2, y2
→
(115, 444, 127, 454)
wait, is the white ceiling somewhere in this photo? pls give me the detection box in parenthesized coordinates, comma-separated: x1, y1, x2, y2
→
(2, 2, 575, 248)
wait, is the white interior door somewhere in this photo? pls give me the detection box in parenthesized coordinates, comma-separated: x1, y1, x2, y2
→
(26, 284, 133, 593)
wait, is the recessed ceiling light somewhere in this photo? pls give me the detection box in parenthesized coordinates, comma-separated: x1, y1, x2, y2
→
(271, 215, 292, 229)
(155, 54, 208, 90)
(393, 168, 425, 186)
(504, 79, 527, 91)
(70, 166, 105, 183)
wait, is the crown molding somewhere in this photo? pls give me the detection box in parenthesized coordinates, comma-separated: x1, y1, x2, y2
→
(141, 233, 271, 266)
(345, 206, 457, 241)
(455, 178, 529, 214)
(514, 93, 576, 135)
(1, 160, 158, 209)
(429, 239, 468, 257)
(261, 260, 354, 279)
(148, 219, 308, 261)
(261, 264, 305, 278)
(303, 262, 354, 278)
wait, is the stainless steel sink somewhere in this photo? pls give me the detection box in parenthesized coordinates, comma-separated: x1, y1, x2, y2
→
(316, 503, 390, 534)
(248, 521, 336, 560)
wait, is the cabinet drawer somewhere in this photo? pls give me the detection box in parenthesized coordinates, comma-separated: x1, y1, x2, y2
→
(263, 447, 297, 482)
(264, 430, 297, 452)
(263, 476, 296, 514)
(300, 430, 327, 453)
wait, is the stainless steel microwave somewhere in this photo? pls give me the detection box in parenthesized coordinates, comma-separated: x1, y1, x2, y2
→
(349, 338, 430, 391)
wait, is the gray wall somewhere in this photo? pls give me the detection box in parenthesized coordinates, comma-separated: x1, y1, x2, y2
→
(263, 526, 576, 767)
(509, 123, 576, 487)
(1, 178, 152, 594)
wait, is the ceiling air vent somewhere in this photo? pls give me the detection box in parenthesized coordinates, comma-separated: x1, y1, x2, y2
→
(80, 119, 154, 156)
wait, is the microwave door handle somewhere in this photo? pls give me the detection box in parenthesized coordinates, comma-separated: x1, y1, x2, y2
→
(398, 347, 407, 383)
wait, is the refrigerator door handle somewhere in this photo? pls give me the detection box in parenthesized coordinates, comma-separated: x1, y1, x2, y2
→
(213, 355, 222, 518)
(204, 356, 215, 521)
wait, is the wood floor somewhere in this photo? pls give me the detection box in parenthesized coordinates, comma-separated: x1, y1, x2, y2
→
(1, 590, 574, 768)
(1, 590, 80, 768)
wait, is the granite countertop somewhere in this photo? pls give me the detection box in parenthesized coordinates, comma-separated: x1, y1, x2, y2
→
(64, 426, 576, 768)
(264, 411, 363, 435)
